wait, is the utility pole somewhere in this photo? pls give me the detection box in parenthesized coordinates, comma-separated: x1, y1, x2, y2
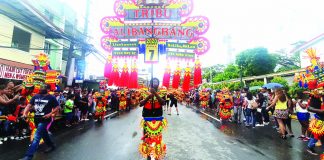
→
(240, 65, 243, 89)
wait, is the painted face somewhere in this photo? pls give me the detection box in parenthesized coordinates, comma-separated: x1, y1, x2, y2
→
(152, 79, 159, 88)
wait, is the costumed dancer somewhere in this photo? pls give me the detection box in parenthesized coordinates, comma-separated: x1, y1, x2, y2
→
(306, 90, 324, 157)
(139, 78, 167, 160)
(94, 93, 107, 123)
(200, 89, 209, 110)
(219, 88, 233, 122)
(119, 90, 127, 111)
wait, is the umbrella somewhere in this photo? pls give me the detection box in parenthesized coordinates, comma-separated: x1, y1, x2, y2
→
(249, 86, 261, 91)
(262, 83, 283, 89)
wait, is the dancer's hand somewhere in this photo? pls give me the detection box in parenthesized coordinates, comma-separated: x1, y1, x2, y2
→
(43, 113, 52, 119)
(150, 88, 156, 94)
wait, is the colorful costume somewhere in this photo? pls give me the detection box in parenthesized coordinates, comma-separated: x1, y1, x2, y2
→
(93, 92, 107, 121)
(118, 90, 127, 111)
(218, 89, 233, 121)
(199, 90, 209, 109)
(95, 98, 106, 121)
(20, 53, 61, 142)
(139, 117, 168, 159)
(139, 89, 168, 159)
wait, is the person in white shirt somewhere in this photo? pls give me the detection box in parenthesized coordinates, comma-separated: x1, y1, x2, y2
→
(295, 91, 310, 141)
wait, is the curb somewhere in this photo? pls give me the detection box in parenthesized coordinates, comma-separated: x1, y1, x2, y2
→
(104, 111, 119, 119)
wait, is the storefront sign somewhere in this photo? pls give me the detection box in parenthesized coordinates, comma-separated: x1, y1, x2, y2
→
(124, 8, 181, 21)
(166, 51, 195, 59)
(145, 38, 159, 63)
(111, 41, 138, 48)
(166, 42, 196, 49)
(112, 50, 138, 57)
(0, 64, 33, 80)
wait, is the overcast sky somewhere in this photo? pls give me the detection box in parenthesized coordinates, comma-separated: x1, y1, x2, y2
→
(62, 0, 324, 79)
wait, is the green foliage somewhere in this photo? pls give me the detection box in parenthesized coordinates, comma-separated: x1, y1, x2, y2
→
(270, 77, 289, 89)
(200, 82, 242, 91)
(213, 64, 240, 82)
(202, 64, 225, 82)
(236, 47, 277, 76)
(274, 52, 301, 72)
(276, 65, 299, 72)
(249, 80, 264, 87)
(288, 82, 306, 98)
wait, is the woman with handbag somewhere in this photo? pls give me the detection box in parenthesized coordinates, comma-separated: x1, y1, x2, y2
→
(245, 92, 257, 128)
(267, 89, 289, 139)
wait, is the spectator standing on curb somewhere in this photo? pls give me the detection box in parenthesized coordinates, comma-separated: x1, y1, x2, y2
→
(295, 91, 310, 141)
(64, 94, 75, 127)
(233, 89, 243, 124)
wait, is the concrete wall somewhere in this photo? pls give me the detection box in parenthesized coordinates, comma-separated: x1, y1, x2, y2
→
(0, 14, 45, 65)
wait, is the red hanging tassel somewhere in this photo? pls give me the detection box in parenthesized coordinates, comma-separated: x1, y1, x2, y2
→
(104, 55, 113, 79)
(120, 61, 129, 87)
(129, 60, 138, 89)
(109, 60, 119, 86)
(172, 63, 181, 89)
(162, 62, 171, 88)
(194, 58, 202, 88)
(182, 63, 191, 92)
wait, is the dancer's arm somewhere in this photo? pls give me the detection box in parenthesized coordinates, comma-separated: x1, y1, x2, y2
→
(308, 106, 324, 114)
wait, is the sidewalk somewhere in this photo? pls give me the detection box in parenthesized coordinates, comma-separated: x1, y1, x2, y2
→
(184, 104, 320, 160)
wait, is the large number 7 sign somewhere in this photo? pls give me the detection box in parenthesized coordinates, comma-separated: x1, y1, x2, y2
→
(145, 38, 159, 63)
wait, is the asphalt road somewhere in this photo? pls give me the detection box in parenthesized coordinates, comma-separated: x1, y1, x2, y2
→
(0, 105, 319, 160)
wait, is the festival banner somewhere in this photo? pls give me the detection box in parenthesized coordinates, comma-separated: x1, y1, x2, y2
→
(124, 8, 181, 21)
(166, 51, 195, 60)
(145, 38, 159, 63)
(112, 50, 138, 57)
(166, 42, 196, 49)
(111, 41, 138, 48)
(100, 16, 209, 40)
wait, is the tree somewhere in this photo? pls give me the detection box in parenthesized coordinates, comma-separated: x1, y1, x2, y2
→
(236, 47, 277, 76)
(249, 80, 264, 87)
(273, 52, 300, 72)
(270, 76, 289, 89)
(202, 64, 225, 82)
(213, 64, 240, 82)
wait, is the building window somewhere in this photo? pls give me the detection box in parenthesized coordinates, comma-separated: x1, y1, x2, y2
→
(44, 42, 51, 54)
(11, 26, 31, 52)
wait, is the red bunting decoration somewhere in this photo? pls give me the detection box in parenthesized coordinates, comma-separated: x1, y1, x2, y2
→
(194, 58, 202, 87)
(182, 63, 191, 92)
(162, 62, 171, 88)
(129, 60, 138, 89)
(108, 60, 120, 86)
(104, 55, 113, 79)
(120, 61, 129, 87)
(172, 63, 181, 89)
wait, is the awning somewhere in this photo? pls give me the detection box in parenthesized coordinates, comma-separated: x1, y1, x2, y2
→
(0, 58, 33, 69)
